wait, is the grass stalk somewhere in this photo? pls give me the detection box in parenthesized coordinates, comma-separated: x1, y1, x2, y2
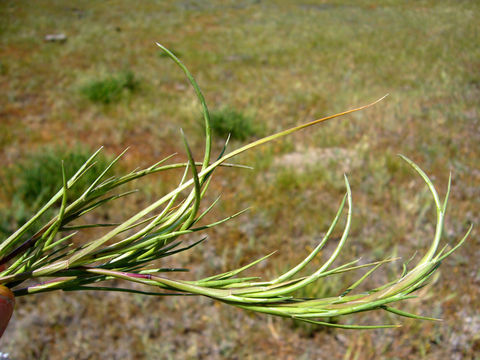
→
(0, 46, 470, 330)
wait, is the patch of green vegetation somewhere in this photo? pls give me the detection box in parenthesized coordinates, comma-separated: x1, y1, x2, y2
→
(209, 107, 260, 141)
(11, 147, 113, 205)
(0, 147, 114, 237)
(0, 198, 35, 239)
(80, 71, 139, 104)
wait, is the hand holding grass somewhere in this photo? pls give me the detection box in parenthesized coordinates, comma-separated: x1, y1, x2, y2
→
(0, 44, 471, 336)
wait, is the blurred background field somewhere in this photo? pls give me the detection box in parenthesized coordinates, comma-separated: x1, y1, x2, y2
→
(0, 0, 479, 359)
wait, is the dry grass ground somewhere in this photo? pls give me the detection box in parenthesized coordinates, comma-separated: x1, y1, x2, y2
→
(0, 0, 479, 359)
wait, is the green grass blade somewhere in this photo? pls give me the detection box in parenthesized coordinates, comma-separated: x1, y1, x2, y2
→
(399, 155, 444, 265)
(381, 306, 441, 321)
(156, 43, 212, 172)
(179, 129, 202, 231)
(294, 317, 401, 330)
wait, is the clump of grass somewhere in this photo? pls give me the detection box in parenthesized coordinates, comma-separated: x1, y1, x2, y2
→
(0, 199, 33, 239)
(7, 147, 114, 206)
(80, 70, 139, 104)
(209, 107, 259, 141)
(0, 146, 114, 239)
(0, 45, 471, 332)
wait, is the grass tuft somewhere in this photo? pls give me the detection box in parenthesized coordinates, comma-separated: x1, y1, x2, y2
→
(9, 147, 113, 206)
(80, 71, 139, 104)
(0, 147, 114, 238)
(209, 107, 259, 141)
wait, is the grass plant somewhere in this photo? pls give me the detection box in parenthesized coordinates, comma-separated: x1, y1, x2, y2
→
(209, 107, 259, 141)
(0, 147, 113, 239)
(0, 45, 470, 331)
(80, 70, 139, 104)
(4, 147, 113, 207)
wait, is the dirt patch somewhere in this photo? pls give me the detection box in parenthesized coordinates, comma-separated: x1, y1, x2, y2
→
(274, 144, 367, 173)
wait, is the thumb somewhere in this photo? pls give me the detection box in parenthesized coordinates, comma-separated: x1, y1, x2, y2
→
(0, 285, 14, 338)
